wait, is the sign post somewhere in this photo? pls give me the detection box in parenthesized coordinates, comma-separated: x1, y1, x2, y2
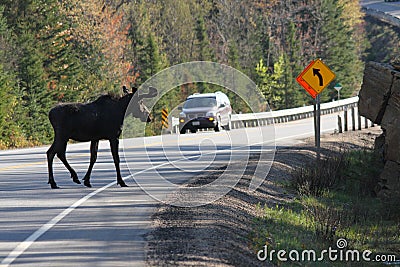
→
(296, 59, 336, 150)
(316, 94, 321, 148)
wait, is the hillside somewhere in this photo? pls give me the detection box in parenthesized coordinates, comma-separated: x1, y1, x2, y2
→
(0, 0, 398, 147)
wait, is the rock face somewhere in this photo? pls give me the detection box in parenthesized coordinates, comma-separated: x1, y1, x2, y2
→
(358, 62, 400, 197)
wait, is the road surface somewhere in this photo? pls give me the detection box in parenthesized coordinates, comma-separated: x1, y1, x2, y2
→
(0, 111, 357, 266)
(360, 0, 400, 25)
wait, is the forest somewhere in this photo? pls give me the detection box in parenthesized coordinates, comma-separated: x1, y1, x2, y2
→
(0, 0, 398, 147)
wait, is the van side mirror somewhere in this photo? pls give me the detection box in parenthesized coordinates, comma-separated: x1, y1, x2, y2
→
(178, 106, 183, 111)
(219, 103, 225, 108)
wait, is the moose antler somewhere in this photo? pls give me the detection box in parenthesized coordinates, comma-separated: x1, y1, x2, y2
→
(122, 85, 129, 95)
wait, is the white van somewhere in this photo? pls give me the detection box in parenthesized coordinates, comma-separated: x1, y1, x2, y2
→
(179, 92, 232, 134)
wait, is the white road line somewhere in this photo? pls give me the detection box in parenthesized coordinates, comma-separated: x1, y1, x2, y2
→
(1, 128, 336, 266)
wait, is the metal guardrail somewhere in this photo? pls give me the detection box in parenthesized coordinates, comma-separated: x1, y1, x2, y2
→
(231, 96, 359, 128)
(171, 96, 359, 133)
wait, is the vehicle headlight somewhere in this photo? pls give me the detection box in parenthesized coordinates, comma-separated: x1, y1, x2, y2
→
(179, 112, 186, 118)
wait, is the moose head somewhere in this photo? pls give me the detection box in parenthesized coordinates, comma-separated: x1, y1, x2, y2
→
(122, 85, 158, 122)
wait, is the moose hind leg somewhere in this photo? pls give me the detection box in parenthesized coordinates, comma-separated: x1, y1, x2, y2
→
(47, 143, 59, 189)
(110, 138, 127, 187)
(56, 141, 80, 185)
(83, 140, 99, 188)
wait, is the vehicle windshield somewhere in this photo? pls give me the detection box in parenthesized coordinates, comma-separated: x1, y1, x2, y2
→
(183, 97, 217, 108)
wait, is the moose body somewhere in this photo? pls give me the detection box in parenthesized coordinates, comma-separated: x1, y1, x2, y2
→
(46, 86, 157, 189)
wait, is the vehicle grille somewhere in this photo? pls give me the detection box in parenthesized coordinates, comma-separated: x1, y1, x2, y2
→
(187, 113, 206, 119)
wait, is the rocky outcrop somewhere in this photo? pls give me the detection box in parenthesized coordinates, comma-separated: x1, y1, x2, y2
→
(358, 62, 400, 198)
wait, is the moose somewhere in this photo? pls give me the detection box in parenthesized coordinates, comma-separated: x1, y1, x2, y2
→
(46, 86, 157, 189)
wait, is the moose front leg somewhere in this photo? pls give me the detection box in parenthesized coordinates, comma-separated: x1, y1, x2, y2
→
(109, 138, 128, 187)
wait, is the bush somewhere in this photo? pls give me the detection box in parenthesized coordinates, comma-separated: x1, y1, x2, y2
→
(291, 150, 348, 196)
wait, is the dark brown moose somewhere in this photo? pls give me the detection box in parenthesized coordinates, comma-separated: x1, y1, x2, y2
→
(46, 86, 157, 189)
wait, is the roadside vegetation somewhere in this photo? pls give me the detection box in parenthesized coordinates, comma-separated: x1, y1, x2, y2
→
(251, 148, 400, 266)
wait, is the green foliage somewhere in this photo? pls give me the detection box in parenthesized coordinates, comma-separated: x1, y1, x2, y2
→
(135, 32, 164, 85)
(255, 57, 285, 110)
(252, 202, 328, 265)
(364, 16, 400, 63)
(291, 150, 349, 197)
(0, 6, 19, 148)
(317, 0, 364, 101)
(17, 31, 51, 142)
(193, 16, 214, 61)
(0, 0, 138, 147)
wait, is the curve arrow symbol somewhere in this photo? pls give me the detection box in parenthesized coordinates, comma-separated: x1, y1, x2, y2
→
(313, 68, 323, 86)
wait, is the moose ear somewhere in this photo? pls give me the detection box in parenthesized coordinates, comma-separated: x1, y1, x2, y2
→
(122, 85, 129, 95)
(140, 86, 158, 98)
(131, 86, 138, 95)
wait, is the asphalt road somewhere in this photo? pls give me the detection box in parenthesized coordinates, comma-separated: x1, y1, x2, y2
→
(0, 111, 352, 266)
(360, 0, 400, 20)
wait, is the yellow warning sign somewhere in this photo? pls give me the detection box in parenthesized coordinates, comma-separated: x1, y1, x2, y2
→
(299, 59, 336, 95)
(161, 108, 168, 128)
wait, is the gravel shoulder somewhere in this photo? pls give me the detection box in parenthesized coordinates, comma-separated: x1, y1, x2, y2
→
(145, 127, 382, 266)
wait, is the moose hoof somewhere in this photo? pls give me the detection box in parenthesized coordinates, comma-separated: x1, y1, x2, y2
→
(83, 180, 92, 188)
(72, 173, 80, 184)
(50, 183, 60, 189)
(118, 181, 128, 187)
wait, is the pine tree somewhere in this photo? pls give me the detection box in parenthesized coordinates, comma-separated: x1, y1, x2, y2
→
(17, 28, 51, 142)
(193, 16, 214, 61)
(136, 33, 164, 85)
(227, 43, 240, 69)
(7, 0, 60, 142)
(317, 0, 363, 101)
(255, 56, 286, 110)
(283, 21, 306, 108)
(0, 5, 19, 147)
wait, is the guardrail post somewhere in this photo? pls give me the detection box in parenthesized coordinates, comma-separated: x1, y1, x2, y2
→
(338, 115, 343, 133)
(344, 108, 348, 132)
(358, 108, 362, 131)
(351, 107, 355, 131)
(365, 117, 368, 129)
